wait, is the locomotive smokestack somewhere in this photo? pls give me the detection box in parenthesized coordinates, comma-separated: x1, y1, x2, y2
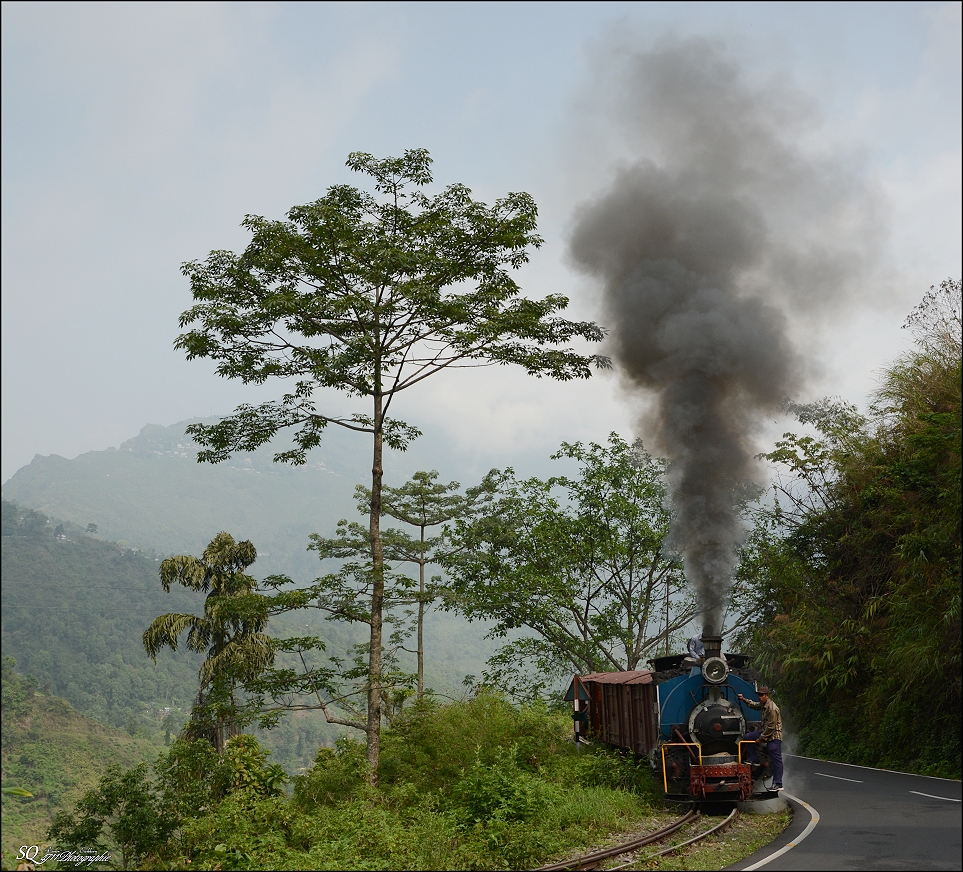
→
(703, 634, 723, 660)
(568, 39, 885, 632)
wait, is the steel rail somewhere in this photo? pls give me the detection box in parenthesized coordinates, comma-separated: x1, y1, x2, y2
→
(536, 808, 700, 871)
(645, 807, 739, 859)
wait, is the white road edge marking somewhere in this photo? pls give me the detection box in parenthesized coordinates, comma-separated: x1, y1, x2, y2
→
(814, 772, 863, 783)
(742, 794, 820, 871)
(786, 754, 960, 781)
(909, 791, 961, 802)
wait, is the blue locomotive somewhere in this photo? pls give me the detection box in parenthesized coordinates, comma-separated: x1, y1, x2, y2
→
(570, 634, 774, 802)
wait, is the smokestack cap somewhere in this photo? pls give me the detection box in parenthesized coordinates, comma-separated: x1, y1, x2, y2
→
(702, 634, 723, 657)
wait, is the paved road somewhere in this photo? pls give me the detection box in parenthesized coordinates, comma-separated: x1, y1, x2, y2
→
(727, 755, 962, 871)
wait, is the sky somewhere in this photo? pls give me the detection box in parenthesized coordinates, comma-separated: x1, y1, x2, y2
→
(2, 1, 961, 485)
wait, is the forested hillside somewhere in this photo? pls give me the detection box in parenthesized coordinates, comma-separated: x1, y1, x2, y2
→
(737, 280, 962, 778)
(1, 500, 364, 775)
(1, 499, 502, 773)
(2, 502, 202, 732)
(1, 658, 163, 862)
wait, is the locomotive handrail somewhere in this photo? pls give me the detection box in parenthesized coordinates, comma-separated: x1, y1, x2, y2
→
(737, 739, 756, 764)
(661, 742, 702, 793)
(671, 726, 701, 762)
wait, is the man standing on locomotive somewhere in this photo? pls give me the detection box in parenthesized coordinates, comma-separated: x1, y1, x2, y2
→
(737, 686, 784, 791)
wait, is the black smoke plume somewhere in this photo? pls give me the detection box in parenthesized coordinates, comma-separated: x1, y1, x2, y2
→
(569, 39, 884, 634)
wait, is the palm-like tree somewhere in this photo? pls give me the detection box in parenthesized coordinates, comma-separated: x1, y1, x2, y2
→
(143, 532, 272, 752)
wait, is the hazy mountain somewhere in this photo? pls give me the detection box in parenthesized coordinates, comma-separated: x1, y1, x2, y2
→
(2, 417, 577, 583)
(1, 421, 523, 763)
(2, 419, 364, 582)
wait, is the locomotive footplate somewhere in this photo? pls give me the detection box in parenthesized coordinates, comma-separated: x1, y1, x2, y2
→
(689, 762, 753, 801)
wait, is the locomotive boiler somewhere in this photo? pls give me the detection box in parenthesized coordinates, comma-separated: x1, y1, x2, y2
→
(571, 634, 774, 802)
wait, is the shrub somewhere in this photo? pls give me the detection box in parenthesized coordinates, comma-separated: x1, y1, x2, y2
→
(154, 737, 228, 815)
(378, 690, 571, 797)
(452, 744, 558, 826)
(291, 737, 371, 809)
(223, 734, 287, 797)
(569, 745, 657, 794)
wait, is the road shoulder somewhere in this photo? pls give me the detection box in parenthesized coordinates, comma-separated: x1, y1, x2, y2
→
(724, 797, 810, 871)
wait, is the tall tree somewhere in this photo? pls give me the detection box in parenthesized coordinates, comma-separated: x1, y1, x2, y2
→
(143, 532, 272, 753)
(441, 434, 694, 699)
(175, 149, 606, 776)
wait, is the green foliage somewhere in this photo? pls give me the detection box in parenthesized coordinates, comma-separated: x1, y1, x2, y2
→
(145, 533, 271, 686)
(376, 692, 571, 794)
(291, 737, 371, 809)
(41, 734, 286, 870)
(142, 532, 363, 757)
(360, 470, 467, 698)
(153, 737, 229, 817)
(223, 735, 287, 797)
(144, 533, 276, 752)
(161, 697, 656, 871)
(453, 744, 558, 825)
(30, 695, 670, 871)
(305, 513, 422, 654)
(175, 148, 603, 468)
(442, 434, 694, 697)
(1, 660, 163, 864)
(567, 744, 658, 794)
(739, 280, 962, 778)
(47, 762, 177, 871)
(305, 469, 467, 711)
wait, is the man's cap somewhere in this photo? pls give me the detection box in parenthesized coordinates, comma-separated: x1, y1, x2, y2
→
(757, 686, 772, 695)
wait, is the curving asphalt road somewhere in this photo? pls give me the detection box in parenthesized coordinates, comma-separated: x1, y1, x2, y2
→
(727, 754, 962, 871)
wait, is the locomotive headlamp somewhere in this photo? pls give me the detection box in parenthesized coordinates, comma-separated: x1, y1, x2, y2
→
(702, 656, 729, 685)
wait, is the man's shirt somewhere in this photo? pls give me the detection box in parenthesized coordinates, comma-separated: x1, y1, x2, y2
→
(745, 697, 782, 741)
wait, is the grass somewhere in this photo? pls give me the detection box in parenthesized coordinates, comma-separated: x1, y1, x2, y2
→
(625, 806, 793, 870)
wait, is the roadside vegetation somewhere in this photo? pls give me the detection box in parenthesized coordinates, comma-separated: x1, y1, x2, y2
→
(4, 681, 789, 871)
(736, 279, 962, 778)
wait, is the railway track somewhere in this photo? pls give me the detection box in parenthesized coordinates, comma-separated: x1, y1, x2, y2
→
(536, 807, 739, 871)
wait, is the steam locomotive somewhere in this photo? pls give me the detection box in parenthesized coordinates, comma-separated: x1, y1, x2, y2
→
(567, 634, 774, 802)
